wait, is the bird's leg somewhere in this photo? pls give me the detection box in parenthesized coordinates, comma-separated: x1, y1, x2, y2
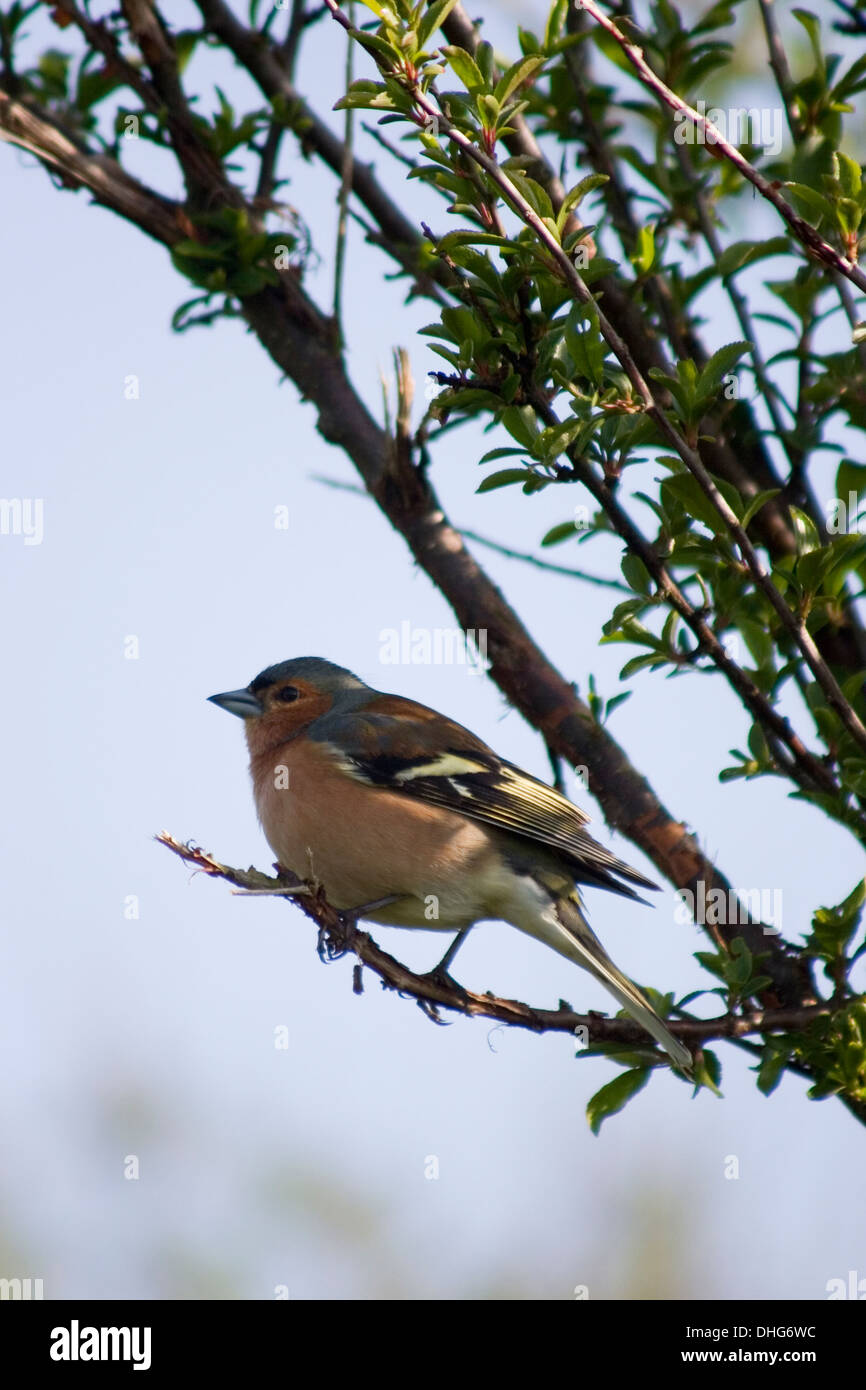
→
(318, 895, 403, 964)
(423, 928, 471, 990)
(338, 894, 401, 925)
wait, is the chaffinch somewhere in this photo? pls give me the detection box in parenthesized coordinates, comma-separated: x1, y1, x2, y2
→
(209, 657, 691, 1071)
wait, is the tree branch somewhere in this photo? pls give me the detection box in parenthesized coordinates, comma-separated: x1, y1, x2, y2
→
(0, 88, 183, 243)
(156, 833, 831, 1051)
(52, 0, 165, 117)
(121, 0, 230, 207)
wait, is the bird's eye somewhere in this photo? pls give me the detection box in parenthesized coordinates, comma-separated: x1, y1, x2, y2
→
(275, 685, 300, 704)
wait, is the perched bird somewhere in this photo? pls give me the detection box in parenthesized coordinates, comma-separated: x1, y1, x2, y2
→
(209, 657, 691, 1071)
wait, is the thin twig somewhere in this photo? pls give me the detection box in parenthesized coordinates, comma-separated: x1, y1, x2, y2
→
(53, 0, 164, 115)
(460, 529, 630, 590)
(333, 0, 355, 328)
(311, 474, 631, 589)
(254, 0, 310, 202)
(756, 0, 801, 138)
(121, 0, 231, 207)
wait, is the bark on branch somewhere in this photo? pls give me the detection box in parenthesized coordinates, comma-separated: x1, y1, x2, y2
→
(0, 89, 182, 242)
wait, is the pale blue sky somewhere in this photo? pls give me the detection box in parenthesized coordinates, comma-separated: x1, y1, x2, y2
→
(0, 0, 863, 1298)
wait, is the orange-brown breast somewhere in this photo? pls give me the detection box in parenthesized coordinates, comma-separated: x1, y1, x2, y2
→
(247, 734, 504, 927)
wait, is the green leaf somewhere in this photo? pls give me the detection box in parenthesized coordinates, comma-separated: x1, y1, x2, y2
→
(756, 1039, 792, 1096)
(614, 654, 655, 678)
(353, 29, 403, 65)
(835, 151, 862, 199)
(76, 62, 126, 111)
(694, 949, 729, 982)
(790, 506, 822, 553)
(37, 48, 70, 97)
(747, 722, 771, 764)
(808, 879, 866, 960)
(172, 239, 230, 261)
(227, 266, 268, 296)
(693, 1048, 722, 1096)
(714, 238, 789, 277)
(436, 231, 523, 252)
(649, 365, 696, 421)
(478, 446, 526, 464)
(517, 26, 541, 55)
(564, 302, 604, 385)
(605, 691, 632, 718)
(441, 44, 486, 92)
(508, 171, 554, 219)
(661, 473, 728, 533)
(719, 760, 762, 782)
(630, 224, 656, 275)
(836, 459, 866, 504)
(476, 468, 531, 493)
(621, 551, 653, 595)
(586, 1068, 651, 1135)
(477, 93, 501, 129)
(697, 341, 752, 397)
(792, 8, 825, 75)
(785, 182, 834, 222)
(493, 55, 546, 106)
(335, 82, 397, 112)
(500, 403, 539, 449)
(417, 0, 460, 49)
(536, 413, 603, 460)
(171, 293, 215, 332)
(738, 619, 775, 670)
(556, 173, 608, 231)
(174, 30, 199, 74)
(602, 610, 660, 648)
(741, 488, 782, 531)
(544, 0, 569, 49)
(541, 520, 579, 547)
(476, 40, 496, 84)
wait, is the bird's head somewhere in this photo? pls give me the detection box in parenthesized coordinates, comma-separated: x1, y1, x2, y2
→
(209, 656, 369, 754)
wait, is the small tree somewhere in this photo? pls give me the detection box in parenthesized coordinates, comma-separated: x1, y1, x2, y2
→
(3, 0, 865, 1129)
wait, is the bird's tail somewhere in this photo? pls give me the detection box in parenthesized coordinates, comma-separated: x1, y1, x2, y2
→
(547, 893, 692, 1073)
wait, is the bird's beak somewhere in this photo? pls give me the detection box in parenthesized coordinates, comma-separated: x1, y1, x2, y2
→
(208, 688, 264, 719)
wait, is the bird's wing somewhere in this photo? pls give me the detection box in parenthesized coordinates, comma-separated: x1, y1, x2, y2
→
(315, 701, 657, 899)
